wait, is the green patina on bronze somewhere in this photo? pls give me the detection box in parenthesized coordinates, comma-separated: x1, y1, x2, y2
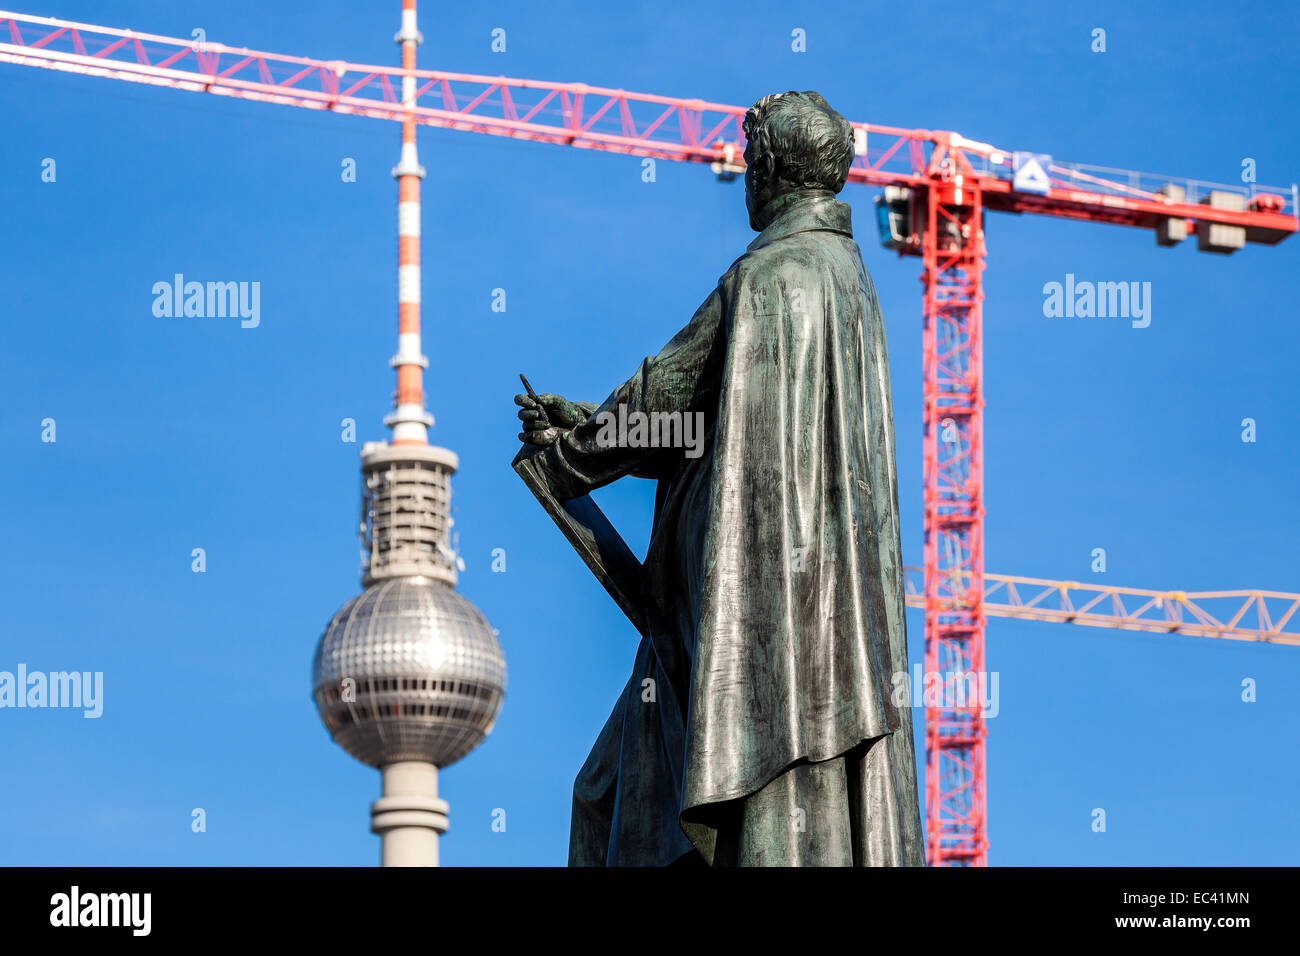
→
(514, 91, 924, 867)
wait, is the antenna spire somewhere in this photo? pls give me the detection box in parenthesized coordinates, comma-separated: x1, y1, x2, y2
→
(385, 0, 431, 446)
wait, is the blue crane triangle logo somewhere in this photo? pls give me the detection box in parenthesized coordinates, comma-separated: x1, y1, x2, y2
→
(1013, 151, 1052, 194)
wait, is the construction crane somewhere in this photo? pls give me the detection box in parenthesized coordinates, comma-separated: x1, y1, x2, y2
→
(902, 569, 1300, 647)
(3, 8, 1296, 867)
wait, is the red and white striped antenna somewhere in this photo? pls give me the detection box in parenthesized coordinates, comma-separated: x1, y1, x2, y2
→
(385, 0, 431, 447)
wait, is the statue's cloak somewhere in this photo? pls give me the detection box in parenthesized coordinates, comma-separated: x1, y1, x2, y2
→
(531, 190, 923, 866)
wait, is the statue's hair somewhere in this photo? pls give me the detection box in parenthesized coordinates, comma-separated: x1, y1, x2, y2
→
(742, 91, 854, 196)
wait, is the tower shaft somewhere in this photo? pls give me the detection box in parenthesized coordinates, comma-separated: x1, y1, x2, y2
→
(370, 761, 449, 866)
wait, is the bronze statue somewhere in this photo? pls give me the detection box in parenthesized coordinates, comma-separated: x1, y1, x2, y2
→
(514, 91, 924, 867)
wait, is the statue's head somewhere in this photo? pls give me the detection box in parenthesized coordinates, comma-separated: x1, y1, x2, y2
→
(742, 91, 854, 231)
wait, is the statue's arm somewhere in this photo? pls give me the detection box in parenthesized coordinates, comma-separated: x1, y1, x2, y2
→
(562, 402, 664, 481)
(529, 286, 725, 500)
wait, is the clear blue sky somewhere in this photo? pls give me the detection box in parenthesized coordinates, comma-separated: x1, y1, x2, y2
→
(2, 0, 1298, 866)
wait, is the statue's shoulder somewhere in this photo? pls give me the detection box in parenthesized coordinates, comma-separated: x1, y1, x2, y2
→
(723, 230, 847, 292)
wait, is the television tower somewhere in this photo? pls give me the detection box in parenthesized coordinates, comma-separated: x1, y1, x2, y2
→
(311, 0, 506, 867)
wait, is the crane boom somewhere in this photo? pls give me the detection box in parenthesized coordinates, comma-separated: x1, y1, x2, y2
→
(903, 569, 1300, 646)
(2, 9, 1296, 242)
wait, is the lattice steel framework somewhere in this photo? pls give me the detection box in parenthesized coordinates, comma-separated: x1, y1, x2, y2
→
(920, 148, 989, 865)
(902, 568, 1300, 646)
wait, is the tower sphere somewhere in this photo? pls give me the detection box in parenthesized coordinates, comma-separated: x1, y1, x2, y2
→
(312, 576, 506, 769)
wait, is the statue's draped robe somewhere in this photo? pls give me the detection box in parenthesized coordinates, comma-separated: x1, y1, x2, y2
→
(531, 190, 924, 866)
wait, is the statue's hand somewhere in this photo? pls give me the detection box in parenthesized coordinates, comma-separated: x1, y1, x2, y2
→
(515, 392, 585, 447)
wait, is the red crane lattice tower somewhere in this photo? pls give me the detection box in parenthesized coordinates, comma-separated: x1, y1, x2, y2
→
(921, 163, 989, 865)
